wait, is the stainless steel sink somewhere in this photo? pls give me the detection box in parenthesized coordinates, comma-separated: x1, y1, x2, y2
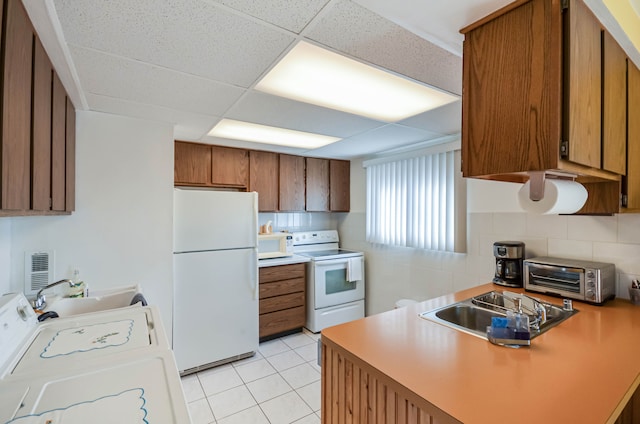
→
(420, 291, 577, 340)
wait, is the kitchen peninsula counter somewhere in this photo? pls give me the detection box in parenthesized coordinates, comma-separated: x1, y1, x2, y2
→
(321, 283, 640, 424)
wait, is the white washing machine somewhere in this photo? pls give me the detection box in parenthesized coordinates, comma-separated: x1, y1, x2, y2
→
(0, 293, 190, 423)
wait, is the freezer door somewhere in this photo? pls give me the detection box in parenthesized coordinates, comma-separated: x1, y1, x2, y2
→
(174, 189, 258, 252)
(173, 248, 258, 373)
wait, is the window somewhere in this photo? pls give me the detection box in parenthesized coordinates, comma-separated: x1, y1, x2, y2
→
(364, 141, 466, 252)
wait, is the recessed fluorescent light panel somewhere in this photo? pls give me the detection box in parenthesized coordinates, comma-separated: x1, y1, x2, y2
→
(256, 41, 459, 122)
(208, 119, 341, 149)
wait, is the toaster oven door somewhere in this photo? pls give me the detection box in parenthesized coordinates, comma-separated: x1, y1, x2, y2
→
(526, 263, 584, 296)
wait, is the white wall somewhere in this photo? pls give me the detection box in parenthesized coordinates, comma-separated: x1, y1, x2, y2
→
(339, 163, 640, 315)
(0, 220, 11, 294)
(9, 111, 175, 339)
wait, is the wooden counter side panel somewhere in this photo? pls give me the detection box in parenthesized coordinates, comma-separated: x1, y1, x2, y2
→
(322, 340, 462, 424)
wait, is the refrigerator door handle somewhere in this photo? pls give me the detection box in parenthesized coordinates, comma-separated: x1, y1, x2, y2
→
(252, 248, 259, 301)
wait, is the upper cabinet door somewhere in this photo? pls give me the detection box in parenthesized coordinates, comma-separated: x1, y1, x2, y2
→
(65, 97, 76, 212)
(51, 74, 67, 211)
(306, 158, 329, 212)
(174, 141, 212, 185)
(602, 31, 627, 175)
(211, 146, 248, 188)
(627, 61, 640, 210)
(279, 154, 305, 211)
(564, 0, 602, 169)
(32, 38, 53, 211)
(249, 151, 279, 212)
(329, 160, 350, 212)
(2, 0, 33, 210)
(461, 0, 563, 177)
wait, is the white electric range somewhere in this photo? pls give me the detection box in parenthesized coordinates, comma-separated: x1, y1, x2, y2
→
(292, 230, 365, 332)
(0, 293, 190, 423)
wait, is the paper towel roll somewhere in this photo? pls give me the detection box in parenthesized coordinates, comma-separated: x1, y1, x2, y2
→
(518, 179, 588, 214)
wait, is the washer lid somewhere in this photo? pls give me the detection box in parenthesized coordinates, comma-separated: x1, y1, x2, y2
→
(7, 305, 168, 380)
(0, 350, 190, 424)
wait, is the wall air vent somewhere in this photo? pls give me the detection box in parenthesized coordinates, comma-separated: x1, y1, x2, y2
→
(24, 250, 54, 296)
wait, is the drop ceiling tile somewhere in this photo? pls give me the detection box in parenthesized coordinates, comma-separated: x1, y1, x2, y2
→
(305, 0, 462, 95)
(307, 123, 444, 158)
(70, 46, 245, 116)
(86, 93, 218, 140)
(399, 100, 462, 135)
(226, 91, 383, 138)
(209, 0, 330, 33)
(54, 0, 295, 87)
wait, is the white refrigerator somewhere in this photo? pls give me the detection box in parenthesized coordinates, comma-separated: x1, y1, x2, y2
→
(173, 188, 259, 374)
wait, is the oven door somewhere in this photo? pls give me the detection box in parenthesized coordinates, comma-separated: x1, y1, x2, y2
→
(313, 257, 365, 309)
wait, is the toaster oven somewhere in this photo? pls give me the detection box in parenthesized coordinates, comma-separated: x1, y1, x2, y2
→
(523, 257, 616, 305)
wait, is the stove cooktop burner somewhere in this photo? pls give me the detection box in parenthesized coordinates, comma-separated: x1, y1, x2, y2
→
(297, 248, 362, 259)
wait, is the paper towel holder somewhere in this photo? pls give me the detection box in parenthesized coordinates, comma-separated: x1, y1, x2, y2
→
(527, 171, 578, 201)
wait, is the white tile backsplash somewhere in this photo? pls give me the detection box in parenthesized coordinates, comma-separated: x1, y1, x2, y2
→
(567, 216, 618, 242)
(492, 213, 526, 236)
(593, 242, 640, 275)
(547, 239, 593, 260)
(525, 214, 568, 238)
(618, 214, 640, 244)
(259, 212, 338, 233)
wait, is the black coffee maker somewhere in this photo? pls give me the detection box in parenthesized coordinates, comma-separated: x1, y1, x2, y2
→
(492, 241, 525, 287)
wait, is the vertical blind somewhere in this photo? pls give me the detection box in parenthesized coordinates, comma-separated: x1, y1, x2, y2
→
(366, 150, 457, 252)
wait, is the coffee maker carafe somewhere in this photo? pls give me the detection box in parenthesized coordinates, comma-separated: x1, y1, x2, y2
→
(492, 241, 525, 287)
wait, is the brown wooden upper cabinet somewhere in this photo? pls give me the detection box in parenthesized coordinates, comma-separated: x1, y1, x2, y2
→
(249, 150, 279, 212)
(306, 158, 330, 211)
(175, 142, 249, 189)
(461, 0, 632, 214)
(329, 159, 350, 212)
(174, 141, 212, 185)
(627, 61, 640, 211)
(279, 154, 305, 211)
(0, 0, 75, 216)
(174, 141, 349, 212)
(602, 32, 627, 176)
(211, 146, 248, 189)
(2, 0, 32, 211)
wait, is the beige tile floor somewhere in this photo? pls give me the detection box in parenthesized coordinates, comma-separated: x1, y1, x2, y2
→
(180, 330, 321, 424)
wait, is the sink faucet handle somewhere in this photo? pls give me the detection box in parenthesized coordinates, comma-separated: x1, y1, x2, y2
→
(513, 297, 522, 313)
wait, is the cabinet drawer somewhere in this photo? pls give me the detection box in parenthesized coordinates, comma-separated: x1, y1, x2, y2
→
(259, 306, 305, 338)
(260, 278, 304, 299)
(260, 291, 304, 314)
(259, 263, 305, 283)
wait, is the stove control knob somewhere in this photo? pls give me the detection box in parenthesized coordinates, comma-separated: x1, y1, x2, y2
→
(586, 289, 595, 300)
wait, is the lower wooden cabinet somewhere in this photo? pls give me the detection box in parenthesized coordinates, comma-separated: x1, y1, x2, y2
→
(259, 263, 306, 339)
(322, 339, 461, 424)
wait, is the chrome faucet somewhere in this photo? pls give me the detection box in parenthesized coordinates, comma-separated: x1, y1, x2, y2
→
(32, 279, 75, 310)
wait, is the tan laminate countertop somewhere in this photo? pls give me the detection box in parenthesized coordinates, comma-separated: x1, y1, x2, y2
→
(321, 283, 640, 424)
